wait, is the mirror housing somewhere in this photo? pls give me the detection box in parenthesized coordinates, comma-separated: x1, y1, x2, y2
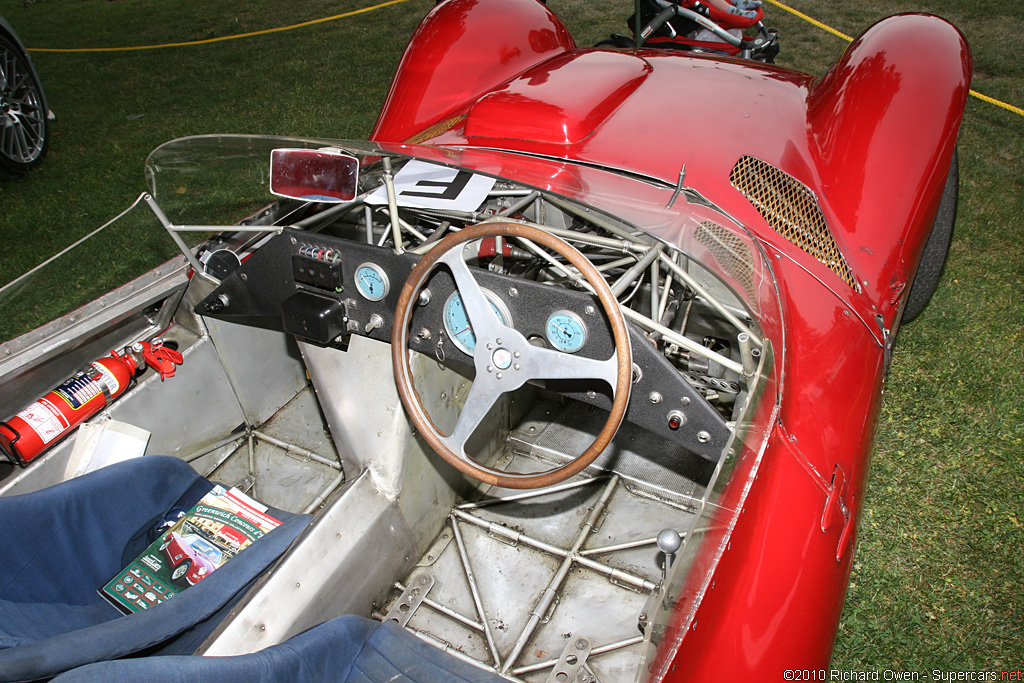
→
(270, 148, 359, 203)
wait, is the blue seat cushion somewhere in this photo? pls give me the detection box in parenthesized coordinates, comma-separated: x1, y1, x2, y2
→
(0, 456, 312, 682)
(0, 599, 120, 650)
(52, 615, 507, 683)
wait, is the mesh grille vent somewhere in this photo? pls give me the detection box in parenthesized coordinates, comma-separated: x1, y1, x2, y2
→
(729, 156, 858, 290)
(695, 221, 756, 310)
(404, 115, 466, 144)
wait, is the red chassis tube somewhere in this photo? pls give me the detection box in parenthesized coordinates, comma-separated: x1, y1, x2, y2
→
(372, 0, 971, 677)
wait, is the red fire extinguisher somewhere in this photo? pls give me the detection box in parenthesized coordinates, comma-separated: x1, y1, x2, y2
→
(0, 340, 182, 467)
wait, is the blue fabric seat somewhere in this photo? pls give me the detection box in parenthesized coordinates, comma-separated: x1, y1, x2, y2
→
(0, 456, 311, 682)
(52, 615, 506, 683)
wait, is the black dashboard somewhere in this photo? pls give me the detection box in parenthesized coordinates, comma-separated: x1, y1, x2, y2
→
(196, 228, 729, 463)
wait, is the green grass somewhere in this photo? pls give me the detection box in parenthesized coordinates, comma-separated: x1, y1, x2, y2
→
(1, 0, 1022, 671)
(0, 0, 427, 286)
(758, 1, 1024, 670)
(0, 0, 431, 338)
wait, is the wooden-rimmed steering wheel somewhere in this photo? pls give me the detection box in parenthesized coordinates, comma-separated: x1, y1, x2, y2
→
(391, 222, 632, 489)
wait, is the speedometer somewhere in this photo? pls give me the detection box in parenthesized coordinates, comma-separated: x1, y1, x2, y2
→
(443, 290, 511, 355)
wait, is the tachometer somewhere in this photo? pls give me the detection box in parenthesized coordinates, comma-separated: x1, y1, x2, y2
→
(443, 290, 511, 355)
(355, 263, 389, 302)
(545, 310, 587, 353)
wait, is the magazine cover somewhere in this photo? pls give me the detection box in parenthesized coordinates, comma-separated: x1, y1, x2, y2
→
(101, 484, 280, 614)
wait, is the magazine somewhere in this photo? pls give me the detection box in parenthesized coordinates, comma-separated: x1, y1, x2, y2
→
(101, 484, 280, 614)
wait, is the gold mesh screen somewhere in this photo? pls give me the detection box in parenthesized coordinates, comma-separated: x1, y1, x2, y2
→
(695, 221, 757, 310)
(729, 155, 858, 290)
(404, 115, 467, 145)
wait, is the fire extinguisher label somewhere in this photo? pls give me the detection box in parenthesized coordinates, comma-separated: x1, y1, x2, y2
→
(52, 371, 104, 411)
(92, 362, 121, 396)
(16, 400, 70, 445)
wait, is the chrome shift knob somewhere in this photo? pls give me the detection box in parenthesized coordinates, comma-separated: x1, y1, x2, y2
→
(657, 528, 682, 555)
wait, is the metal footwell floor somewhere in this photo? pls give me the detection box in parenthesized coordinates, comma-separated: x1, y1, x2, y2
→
(509, 401, 711, 511)
(203, 385, 345, 515)
(379, 453, 697, 682)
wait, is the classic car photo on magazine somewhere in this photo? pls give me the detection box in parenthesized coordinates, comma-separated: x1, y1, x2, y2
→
(101, 484, 281, 614)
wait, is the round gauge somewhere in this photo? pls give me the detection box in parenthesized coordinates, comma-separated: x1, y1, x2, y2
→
(355, 263, 389, 302)
(545, 310, 587, 353)
(443, 290, 512, 355)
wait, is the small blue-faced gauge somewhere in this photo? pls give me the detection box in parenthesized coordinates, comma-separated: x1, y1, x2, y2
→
(355, 263, 389, 302)
(546, 310, 587, 353)
(443, 290, 512, 355)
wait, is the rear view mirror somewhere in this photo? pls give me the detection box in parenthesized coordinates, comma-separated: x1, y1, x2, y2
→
(270, 148, 359, 203)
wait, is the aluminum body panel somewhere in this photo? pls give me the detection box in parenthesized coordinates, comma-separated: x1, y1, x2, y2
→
(382, 456, 694, 681)
(207, 386, 340, 514)
(200, 335, 514, 654)
(0, 332, 244, 496)
(108, 335, 247, 459)
(464, 50, 652, 145)
(298, 335, 505, 509)
(202, 315, 308, 427)
(200, 471, 421, 655)
(652, 256, 885, 679)
(0, 431, 76, 496)
(508, 401, 709, 508)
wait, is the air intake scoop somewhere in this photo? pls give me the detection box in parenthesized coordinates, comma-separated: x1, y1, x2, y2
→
(465, 50, 651, 146)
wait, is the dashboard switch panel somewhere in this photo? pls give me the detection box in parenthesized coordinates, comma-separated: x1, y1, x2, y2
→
(293, 254, 343, 292)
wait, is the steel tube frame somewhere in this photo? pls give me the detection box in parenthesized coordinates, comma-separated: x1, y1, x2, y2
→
(452, 507, 658, 592)
(456, 476, 607, 509)
(450, 515, 503, 668)
(394, 581, 484, 632)
(658, 251, 762, 345)
(500, 474, 621, 673)
(251, 429, 344, 471)
(511, 635, 645, 675)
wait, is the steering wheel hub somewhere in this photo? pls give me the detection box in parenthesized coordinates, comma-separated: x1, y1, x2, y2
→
(491, 348, 513, 370)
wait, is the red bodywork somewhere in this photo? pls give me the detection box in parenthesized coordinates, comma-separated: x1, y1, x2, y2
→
(161, 532, 218, 586)
(371, 0, 971, 678)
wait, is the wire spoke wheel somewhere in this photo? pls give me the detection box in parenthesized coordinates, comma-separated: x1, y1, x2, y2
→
(0, 33, 48, 177)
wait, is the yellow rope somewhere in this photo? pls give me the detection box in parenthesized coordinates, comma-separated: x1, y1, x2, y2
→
(764, 0, 853, 41)
(764, 0, 1024, 118)
(969, 89, 1024, 117)
(25, 0, 1024, 119)
(28, 0, 413, 53)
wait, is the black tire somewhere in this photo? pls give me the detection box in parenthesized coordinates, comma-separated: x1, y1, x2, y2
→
(170, 560, 191, 582)
(595, 35, 635, 49)
(902, 150, 958, 323)
(0, 32, 49, 179)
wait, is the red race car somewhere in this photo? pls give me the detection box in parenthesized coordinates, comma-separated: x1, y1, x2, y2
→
(159, 531, 222, 586)
(0, 0, 970, 679)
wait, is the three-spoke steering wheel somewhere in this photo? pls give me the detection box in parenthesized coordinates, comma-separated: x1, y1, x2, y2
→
(391, 222, 633, 489)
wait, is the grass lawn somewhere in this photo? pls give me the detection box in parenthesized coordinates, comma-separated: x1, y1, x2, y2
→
(1, 0, 1021, 671)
